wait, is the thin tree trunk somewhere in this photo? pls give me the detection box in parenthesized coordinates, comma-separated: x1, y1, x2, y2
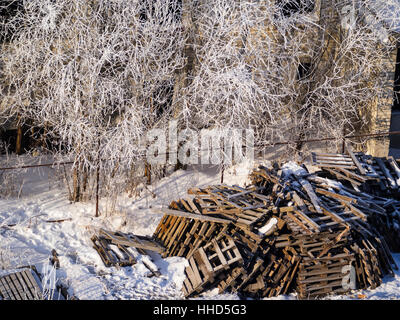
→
(81, 168, 89, 201)
(95, 138, 101, 217)
(72, 165, 80, 202)
(95, 165, 100, 217)
(145, 162, 151, 185)
(16, 115, 23, 155)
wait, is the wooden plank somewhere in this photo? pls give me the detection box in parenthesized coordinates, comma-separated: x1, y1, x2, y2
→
(299, 273, 350, 285)
(387, 156, 400, 185)
(165, 218, 187, 251)
(227, 187, 263, 199)
(196, 247, 214, 275)
(293, 210, 320, 232)
(234, 259, 264, 292)
(376, 158, 397, 188)
(211, 239, 228, 271)
(313, 152, 351, 157)
(17, 271, 36, 300)
(313, 164, 357, 170)
(322, 168, 362, 186)
(298, 178, 323, 214)
(315, 188, 356, 203)
(3, 274, 22, 300)
(21, 270, 42, 299)
(336, 167, 368, 182)
(340, 201, 368, 220)
(346, 144, 366, 175)
(0, 277, 14, 300)
(0, 277, 8, 299)
(164, 217, 184, 248)
(188, 256, 203, 288)
(315, 155, 353, 162)
(186, 198, 201, 214)
(101, 229, 165, 253)
(151, 208, 232, 224)
(286, 212, 313, 234)
(320, 205, 346, 224)
(305, 279, 346, 292)
(9, 272, 28, 300)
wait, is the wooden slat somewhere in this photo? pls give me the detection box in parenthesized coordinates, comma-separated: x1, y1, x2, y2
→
(100, 229, 165, 253)
(3, 274, 21, 300)
(21, 270, 42, 299)
(9, 272, 27, 300)
(315, 188, 356, 204)
(375, 158, 397, 189)
(293, 210, 321, 232)
(387, 156, 400, 185)
(298, 178, 323, 214)
(151, 208, 232, 224)
(346, 144, 366, 175)
(0, 277, 14, 300)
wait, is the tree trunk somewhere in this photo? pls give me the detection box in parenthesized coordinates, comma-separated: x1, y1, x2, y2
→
(81, 168, 89, 201)
(71, 158, 83, 203)
(95, 165, 100, 217)
(145, 162, 151, 185)
(16, 116, 23, 155)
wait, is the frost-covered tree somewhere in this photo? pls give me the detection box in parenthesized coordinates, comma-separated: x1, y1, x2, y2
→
(1, 0, 400, 206)
(0, 0, 185, 201)
(177, 0, 400, 153)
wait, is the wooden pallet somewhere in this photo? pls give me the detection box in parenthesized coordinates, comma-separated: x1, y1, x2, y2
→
(188, 185, 269, 227)
(195, 237, 243, 273)
(100, 229, 165, 254)
(182, 236, 244, 297)
(91, 235, 137, 267)
(296, 252, 356, 299)
(310, 152, 356, 170)
(0, 269, 43, 300)
(182, 255, 214, 297)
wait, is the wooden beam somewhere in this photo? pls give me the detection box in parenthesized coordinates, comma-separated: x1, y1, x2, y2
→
(345, 144, 366, 175)
(151, 208, 232, 224)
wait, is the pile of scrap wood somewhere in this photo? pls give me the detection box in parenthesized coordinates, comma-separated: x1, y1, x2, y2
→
(151, 147, 400, 299)
(309, 145, 400, 251)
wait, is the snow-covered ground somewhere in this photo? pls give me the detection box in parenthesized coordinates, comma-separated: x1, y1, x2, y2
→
(1, 159, 400, 300)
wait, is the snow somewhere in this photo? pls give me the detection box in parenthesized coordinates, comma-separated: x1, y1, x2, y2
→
(1, 158, 400, 300)
(258, 218, 278, 236)
(0, 159, 254, 300)
(281, 161, 308, 178)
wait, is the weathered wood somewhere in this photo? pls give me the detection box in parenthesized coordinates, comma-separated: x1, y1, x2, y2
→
(346, 144, 366, 175)
(151, 208, 232, 224)
(100, 229, 165, 254)
(0, 270, 43, 300)
(376, 158, 397, 189)
(152, 153, 400, 299)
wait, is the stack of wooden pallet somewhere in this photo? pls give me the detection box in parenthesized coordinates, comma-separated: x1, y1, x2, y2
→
(309, 145, 400, 251)
(310, 144, 400, 198)
(152, 149, 399, 299)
